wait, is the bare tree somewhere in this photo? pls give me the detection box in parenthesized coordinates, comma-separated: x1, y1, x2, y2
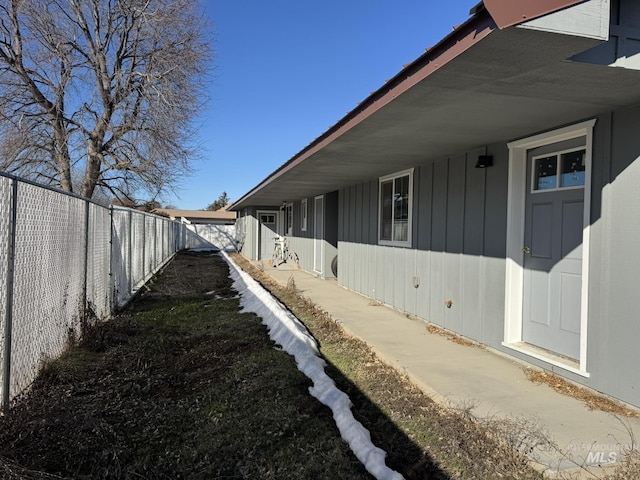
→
(205, 191, 229, 211)
(0, 0, 211, 201)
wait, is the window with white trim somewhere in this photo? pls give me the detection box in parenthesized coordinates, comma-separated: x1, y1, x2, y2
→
(301, 199, 307, 231)
(378, 169, 413, 246)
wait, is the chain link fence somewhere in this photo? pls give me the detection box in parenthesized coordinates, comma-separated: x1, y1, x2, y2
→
(0, 172, 203, 410)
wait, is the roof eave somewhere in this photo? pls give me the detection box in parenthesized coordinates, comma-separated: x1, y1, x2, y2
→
(230, 9, 497, 211)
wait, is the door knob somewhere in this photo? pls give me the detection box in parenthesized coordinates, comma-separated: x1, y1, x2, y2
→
(522, 246, 531, 254)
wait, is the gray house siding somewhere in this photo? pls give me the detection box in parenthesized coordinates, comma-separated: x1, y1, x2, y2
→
(235, 105, 640, 407)
(236, 207, 257, 260)
(258, 192, 338, 278)
(338, 143, 509, 350)
(328, 107, 640, 408)
(583, 105, 640, 406)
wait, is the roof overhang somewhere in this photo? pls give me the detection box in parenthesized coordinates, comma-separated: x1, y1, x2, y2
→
(231, 0, 638, 211)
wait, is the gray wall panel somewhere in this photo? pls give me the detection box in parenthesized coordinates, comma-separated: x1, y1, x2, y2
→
(431, 160, 448, 252)
(444, 252, 462, 333)
(430, 252, 445, 327)
(415, 250, 431, 321)
(368, 180, 378, 245)
(404, 250, 418, 316)
(417, 164, 433, 251)
(483, 145, 509, 258)
(591, 105, 640, 405)
(446, 155, 466, 254)
(349, 185, 357, 242)
(481, 257, 506, 345)
(362, 182, 370, 245)
(355, 183, 363, 244)
(464, 150, 486, 256)
(460, 255, 483, 341)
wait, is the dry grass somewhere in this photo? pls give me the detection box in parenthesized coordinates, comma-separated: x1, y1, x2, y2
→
(425, 324, 484, 349)
(231, 253, 543, 480)
(0, 252, 372, 480)
(230, 254, 640, 480)
(524, 368, 640, 419)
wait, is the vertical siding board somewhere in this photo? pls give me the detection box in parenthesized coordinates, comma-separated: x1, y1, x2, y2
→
(482, 257, 506, 345)
(463, 152, 486, 256)
(342, 188, 352, 288)
(444, 155, 464, 333)
(360, 182, 370, 294)
(483, 145, 509, 258)
(367, 180, 378, 297)
(362, 182, 370, 243)
(461, 255, 484, 340)
(361, 243, 371, 298)
(374, 246, 386, 302)
(404, 249, 418, 316)
(586, 113, 611, 389)
(338, 188, 344, 242)
(353, 184, 363, 293)
(417, 164, 433, 251)
(416, 249, 431, 320)
(393, 247, 405, 312)
(381, 246, 391, 305)
(412, 166, 420, 248)
(353, 240, 362, 293)
(429, 160, 448, 326)
(431, 160, 448, 252)
(355, 184, 363, 244)
(446, 155, 465, 254)
(349, 185, 357, 242)
(369, 180, 378, 245)
(430, 252, 445, 326)
(462, 152, 487, 339)
(481, 144, 509, 344)
(598, 105, 640, 404)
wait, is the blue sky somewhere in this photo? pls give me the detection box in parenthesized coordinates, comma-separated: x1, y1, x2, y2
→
(167, 1, 478, 209)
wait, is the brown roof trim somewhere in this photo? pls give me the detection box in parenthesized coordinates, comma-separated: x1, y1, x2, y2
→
(483, 0, 587, 29)
(231, 10, 497, 210)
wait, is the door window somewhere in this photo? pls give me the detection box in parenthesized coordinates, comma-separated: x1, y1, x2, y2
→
(533, 148, 585, 191)
(260, 214, 275, 224)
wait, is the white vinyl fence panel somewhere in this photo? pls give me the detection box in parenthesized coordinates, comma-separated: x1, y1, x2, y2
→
(185, 224, 237, 251)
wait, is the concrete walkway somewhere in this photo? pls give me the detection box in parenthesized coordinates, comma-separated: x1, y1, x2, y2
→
(259, 262, 640, 479)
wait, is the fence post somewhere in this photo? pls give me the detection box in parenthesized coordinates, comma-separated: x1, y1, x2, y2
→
(109, 206, 115, 314)
(154, 216, 158, 270)
(82, 200, 90, 324)
(128, 209, 133, 296)
(2, 179, 18, 411)
(141, 213, 146, 281)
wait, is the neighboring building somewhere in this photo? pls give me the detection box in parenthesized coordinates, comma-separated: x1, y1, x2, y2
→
(153, 207, 237, 225)
(230, 0, 640, 408)
(154, 207, 237, 251)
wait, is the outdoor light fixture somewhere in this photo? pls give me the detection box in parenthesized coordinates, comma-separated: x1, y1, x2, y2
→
(475, 155, 493, 168)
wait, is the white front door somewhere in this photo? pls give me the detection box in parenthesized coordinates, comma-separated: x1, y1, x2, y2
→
(314, 196, 324, 273)
(505, 119, 595, 374)
(258, 211, 278, 261)
(522, 142, 586, 359)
